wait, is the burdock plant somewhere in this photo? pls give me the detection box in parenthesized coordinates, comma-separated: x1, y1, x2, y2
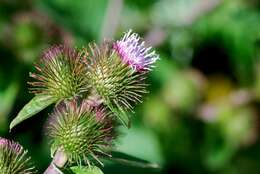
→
(9, 30, 159, 174)
(0, 137, 36, 174)
(86, 30, 158, 126)
(29, 45, 88, 101)
(46, 100, 114, 165)
(10, 45, 89, 130)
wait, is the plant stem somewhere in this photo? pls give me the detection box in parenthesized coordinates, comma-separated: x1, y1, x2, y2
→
(44, 149, 68, 174)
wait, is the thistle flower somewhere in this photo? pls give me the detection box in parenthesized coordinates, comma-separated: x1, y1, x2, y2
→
(85, 42, 147, 124)
(28, 45, 88, 102)
(46, 100, 115, 165)
(113, 30, 159, 72)
(0, 138, 35, 174)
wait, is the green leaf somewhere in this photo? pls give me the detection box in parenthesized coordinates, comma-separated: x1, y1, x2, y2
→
(104, 151, 160, 169)
(10, 95, 56, 130)
(70, 166, 103, 174)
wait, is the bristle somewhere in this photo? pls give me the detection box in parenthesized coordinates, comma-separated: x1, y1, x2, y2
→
(85, 41, 147, 114)
(29, 45, 89, 102)
(0, 138, 36, 174)
(46, 100, 115, 164)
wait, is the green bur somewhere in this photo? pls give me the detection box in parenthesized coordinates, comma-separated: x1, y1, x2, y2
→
(86, 42, 147, 127)
(0, 138, 35, 174)
(10, 45, 89, 130)
(47, 100, 114, 165)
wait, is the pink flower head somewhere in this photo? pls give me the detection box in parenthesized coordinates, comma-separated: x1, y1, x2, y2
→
(0, 138, 8, 146)
(113, 30, 159, 72)
(0, 137, 22, 154)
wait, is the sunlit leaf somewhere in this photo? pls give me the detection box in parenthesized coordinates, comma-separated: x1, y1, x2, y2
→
(10, 95, 55, 130)
(70, 166, 103, 174)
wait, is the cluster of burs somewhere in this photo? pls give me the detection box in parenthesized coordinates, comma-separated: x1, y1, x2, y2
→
(0, 30, 159, 173)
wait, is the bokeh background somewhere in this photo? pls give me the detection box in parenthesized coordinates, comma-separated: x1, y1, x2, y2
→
(1, 0, 260, 173)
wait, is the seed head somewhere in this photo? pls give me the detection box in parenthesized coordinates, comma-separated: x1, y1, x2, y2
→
(46, 100, 115, 164)
(113, 30, 159, 72)
(85, 42, 147, 115)
(29, 45, 88, 102)
(0, 138, 36, 174)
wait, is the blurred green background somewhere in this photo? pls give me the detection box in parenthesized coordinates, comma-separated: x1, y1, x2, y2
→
(1, 0, 260, 173)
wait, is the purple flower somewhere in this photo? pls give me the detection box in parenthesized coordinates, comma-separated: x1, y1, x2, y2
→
(0, 137, 22, 154)
(113, 30, 159, 72)
(0, 137, 36, 173)
(0, 138, 8, 146)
